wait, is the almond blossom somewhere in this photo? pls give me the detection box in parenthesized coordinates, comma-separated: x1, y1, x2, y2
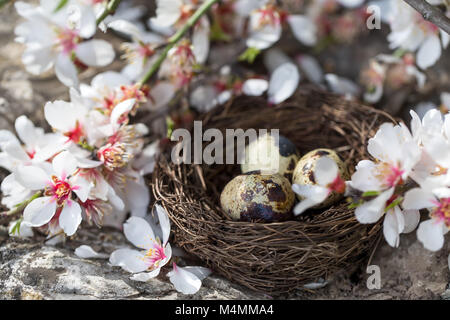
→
(158, 40, 197, 88)
(403, 180, 450, 251)
(245, 3, 317, 51)
(361, 53, 426, 104)
(15, 151, 93, 236)
(14, 0, 115, 87)
(108, 19, 165, 81)
(292, 157, 346, 215)
(109, 205, 211, 293)
(0, 115, 64, 171)
(350, 122, 422, 247)
(387, 0, 450, 69)
(149, 0, 210, 64)
(109, 206, 172, 279)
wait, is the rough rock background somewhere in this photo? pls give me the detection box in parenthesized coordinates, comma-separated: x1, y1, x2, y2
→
(0, 1, 449, 300)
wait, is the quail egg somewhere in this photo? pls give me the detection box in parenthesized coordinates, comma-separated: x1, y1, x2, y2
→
(220, 172, 295, 222)
(241, 133, 300, 180)
(292, 148, 349, 208)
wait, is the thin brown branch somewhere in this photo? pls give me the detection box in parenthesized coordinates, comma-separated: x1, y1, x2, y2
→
(403, 0, 450, 34)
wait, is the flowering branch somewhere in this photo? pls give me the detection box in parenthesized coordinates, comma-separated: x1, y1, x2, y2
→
(137, 0, 220, 86)
(403, 0, 450, 34)
(0, 191, 42, 223)
(96, 0, 122, 25)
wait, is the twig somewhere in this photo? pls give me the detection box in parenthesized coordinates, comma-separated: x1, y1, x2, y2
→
(403, 0, 450, 34)
(0, 191, 42, 224)
(96, 0, 122, 25)
(137, 0, 220, 86)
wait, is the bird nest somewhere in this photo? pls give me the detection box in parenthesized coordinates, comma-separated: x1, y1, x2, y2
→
(152, 86, 395, 295)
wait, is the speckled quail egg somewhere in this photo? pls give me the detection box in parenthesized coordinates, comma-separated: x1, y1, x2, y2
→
(241, 134, 300, 180)
(292, 148, 349, 208)
(220, 172, 295, 222)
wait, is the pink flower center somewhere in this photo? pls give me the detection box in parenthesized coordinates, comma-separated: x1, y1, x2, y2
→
(416, 13, 439, 34)
(257, 6, 282, 27)
(46, 176, 75, 205)
(143, 241, 167, 269)
(97, 143, 130, 170)
(138, 44, 155, 58)
(57, 28, 80, 54)
(26, 149, 36, 160)
(431, 198, 450, 228)
(65, 121, 85, 143)
(376, 163, 405, 188)
(327, 175, 346, 194)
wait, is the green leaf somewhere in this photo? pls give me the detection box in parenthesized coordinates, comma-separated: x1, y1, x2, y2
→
(348, 199, 363, 209)
(166, 116, 175, 139)
(393, 48, 406, 59)
(13, 191, 41, 209)
(10, 219, 22, 236)
(54, 0, 69, 12)
(385, 197, 403, 212)
(362, 190, 381, 197)
(78, 141, 95, 152)
(238, 47, 261, 64)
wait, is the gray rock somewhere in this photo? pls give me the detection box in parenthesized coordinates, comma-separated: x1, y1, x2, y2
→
(0, 237, 264, 300)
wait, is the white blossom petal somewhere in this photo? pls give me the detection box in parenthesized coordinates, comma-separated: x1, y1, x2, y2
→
(416, 35, 441, 69)
(417, 219, 445, 251)
(59, 201, 82, 236)
(150, 0, 182, 28)
(168, 263, 202, 295)
(155, 204, 171, 246)
(355, 188, 394, 224)
(181, 266, 212, 281)
(110, 99, 136, 125)
(292, 184, 329, 215)
(70, 175, 91, 203)
(287, 15, 317, 46)
(75, 245, 107, 259)
(130, 269, 161, 282)
(15, 115, 38, 148)
(383, 206, 404, 247)
(242, 79, 269, 96)
(268, 62, 300, 104)
(55, 53, 78, 88)
(192, 17, 210, 65)
(75, 40, 115, 67)
(403, 188, 436, 210)
(44, 100, 79, 133)
(314, 157, 339, 186)
(123, 216, 156, 250)
(52, 151, 78, 179)
(109, 248, 148, 273)
(108, 19, 143, 40)
(15, 165, 49, 190)
(23, 196, 56, 227)
(402, 209, 420, 234)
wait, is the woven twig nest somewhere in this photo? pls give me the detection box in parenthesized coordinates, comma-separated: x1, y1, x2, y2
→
(152, 86, 396, 295)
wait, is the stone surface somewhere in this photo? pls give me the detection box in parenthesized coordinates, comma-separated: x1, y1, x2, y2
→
(0, 234, 264, 300)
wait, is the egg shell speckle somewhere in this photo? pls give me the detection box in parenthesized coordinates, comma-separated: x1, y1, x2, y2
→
(241, 134, 300, 180)
(220, 172, 295, 222)
(292, 148, 349, 208)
